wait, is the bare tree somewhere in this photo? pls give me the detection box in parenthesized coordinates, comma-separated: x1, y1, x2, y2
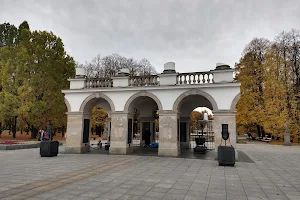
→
(78, 53, 157, 78)
(91, 54, 103, 77)
(137, 58, 157, 76)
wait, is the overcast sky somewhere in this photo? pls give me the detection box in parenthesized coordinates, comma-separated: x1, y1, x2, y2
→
(1, 0, 300, 72)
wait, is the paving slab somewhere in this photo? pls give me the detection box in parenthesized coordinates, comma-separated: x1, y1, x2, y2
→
(0, 144, 299, 200)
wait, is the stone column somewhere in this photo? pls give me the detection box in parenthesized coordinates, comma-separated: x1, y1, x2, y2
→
(187, 121, 190, 148)
(64, 112, 90, 154)
(158, 110, 180, 156)
(102, 113, 111, 141)
(179, 117, 190, 149)
(213, 111, 238, 159)
(109, 112, 133, 154)
(127, 113, 134, 146)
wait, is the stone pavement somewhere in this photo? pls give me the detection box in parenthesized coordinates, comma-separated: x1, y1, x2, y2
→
(0, 144, 299, 200)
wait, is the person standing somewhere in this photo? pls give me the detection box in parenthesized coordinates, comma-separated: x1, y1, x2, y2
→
(40, 129, 44, 141)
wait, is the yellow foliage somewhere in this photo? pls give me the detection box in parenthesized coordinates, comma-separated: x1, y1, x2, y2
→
(91, 106, 108, 129)
(262, 50, 287, 137)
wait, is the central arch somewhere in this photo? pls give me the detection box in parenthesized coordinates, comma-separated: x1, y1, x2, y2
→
(172, 89, 218, 112)
(124, 91, 163, 112)
(172, 89, 218, 151)
(124, 91, 162, 155)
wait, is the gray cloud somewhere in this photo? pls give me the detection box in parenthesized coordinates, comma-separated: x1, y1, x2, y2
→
(1, 0, 300, 72)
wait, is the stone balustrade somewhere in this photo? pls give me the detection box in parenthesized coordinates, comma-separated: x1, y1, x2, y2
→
(83, 72, 215, 88)
(72, 62, 233, 89)
(177, 72, 214, 85)
(129, 75, 159, 87)
(85, 78, 113, 88)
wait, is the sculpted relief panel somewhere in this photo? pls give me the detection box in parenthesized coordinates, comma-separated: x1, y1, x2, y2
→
(111, 116, 127, 141)
(159, 116, 177, 142)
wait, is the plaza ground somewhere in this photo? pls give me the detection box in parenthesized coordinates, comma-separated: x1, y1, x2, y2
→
(0, 144, 300, 200)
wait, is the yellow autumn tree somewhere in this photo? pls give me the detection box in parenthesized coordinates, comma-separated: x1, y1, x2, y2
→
(262, 46, 287, 138)
(236, 38, 270, 135)
(189, 111, 202, 132)
(91, 106, 108, 130)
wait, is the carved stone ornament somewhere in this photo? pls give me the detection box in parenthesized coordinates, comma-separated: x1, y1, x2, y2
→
(159, 116, 176, 142)
(160, 116, 176, 128)
(111, 116, 127, 141)
(112, 117, 126, 128)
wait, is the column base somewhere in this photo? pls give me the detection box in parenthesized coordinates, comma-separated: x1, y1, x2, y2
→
(158, 148, 180, 157)
(109, 146, 133, 155)
(180, 142, 189, 149)
(63, 145, 90, 154)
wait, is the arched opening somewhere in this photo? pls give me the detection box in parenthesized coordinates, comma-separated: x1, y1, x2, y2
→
(126, 95, 160, 155)
(190, 107, 214, 149)
(174, 93, 216, 156)
(80, 94, 114, 153)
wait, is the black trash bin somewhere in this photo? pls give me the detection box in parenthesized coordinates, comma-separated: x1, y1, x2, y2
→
(218, 146, 235, 166)
(40, 141, 59, 157)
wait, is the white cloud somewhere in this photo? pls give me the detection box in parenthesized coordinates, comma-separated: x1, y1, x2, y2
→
(1, 0, 300, 73)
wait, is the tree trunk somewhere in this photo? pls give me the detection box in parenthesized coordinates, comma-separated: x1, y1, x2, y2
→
(31, 126, 38, 139)
(257, 125, 261, 138)
(9, 121, 12, 135)
(12, 116, 17, 139)
(61, 126, 65, 137)
(0, 122, 2, 137)
(261, 126, 265, 138)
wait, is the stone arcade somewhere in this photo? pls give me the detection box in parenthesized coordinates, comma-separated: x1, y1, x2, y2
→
(62, 62, 240, 158)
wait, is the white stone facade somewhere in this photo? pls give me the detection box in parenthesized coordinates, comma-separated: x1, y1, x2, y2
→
(62, 62, 240, 158)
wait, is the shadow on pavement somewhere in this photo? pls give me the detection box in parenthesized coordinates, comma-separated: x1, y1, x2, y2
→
(87, 146, 254, 163)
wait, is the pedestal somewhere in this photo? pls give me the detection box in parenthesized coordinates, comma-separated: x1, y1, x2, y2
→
(213, 111, 238, 160)
(40, 141, 59, 157)
(218, 146, 235, 166)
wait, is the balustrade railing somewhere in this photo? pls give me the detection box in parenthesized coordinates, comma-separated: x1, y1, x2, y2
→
(129, 75, 159, 86)
(84, 72, 213, 88)
(85, 78, 113, 88)
(177, 72, 213, 85)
